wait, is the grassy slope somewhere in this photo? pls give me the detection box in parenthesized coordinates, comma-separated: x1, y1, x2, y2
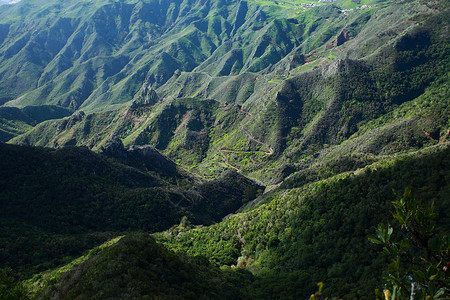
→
(11, 2, 449, 187)
(0, 0, 449, 298)
(0, 0, 312, 112)
(0, 0, 414, 114)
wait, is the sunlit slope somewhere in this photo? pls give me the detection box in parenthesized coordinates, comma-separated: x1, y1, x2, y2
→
(10, 2, 449, 186)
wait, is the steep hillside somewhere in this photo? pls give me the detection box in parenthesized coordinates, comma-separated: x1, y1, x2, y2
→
(0, 142, 262, 278)
(22, 142, 450, 299)
(10, 2, 449, 186)
(0, 0, 448, 298)
(0, 0, 308, 111)
(0, 105, 73, 141)
(1, 0, 435, 113)
(157, 143, 450, 298)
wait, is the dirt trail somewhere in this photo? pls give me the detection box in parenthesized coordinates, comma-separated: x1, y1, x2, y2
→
(175, 112, 191, 134)
(241, 126, 274, 155)
(219, 149, 241, 172)
(218, 106, 273, 172)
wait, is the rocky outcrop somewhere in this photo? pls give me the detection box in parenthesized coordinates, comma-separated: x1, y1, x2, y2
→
(289, 51, 305, 69)
(131, 84, 160, 108)
(65, 110, 85, 128)
(127, 144, 178, 176)
(327, 29, 351, 49)
(336, 29, 350, 46)
(99, 135, 127, 159)
(100, 135, 179, 177)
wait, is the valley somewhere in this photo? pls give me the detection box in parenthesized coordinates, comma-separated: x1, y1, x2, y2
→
(0, 0, 448, 298)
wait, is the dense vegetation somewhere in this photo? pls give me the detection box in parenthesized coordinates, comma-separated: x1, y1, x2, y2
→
(157, 143, 450, 298)
(26, 234, 253, 299)
(0, 105, 73, 141)
(0, 0, 448, 298)
(6, 142, 447, 299)
(0, 142, 262, 279)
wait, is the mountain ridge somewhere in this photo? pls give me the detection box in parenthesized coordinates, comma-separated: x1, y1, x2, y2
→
(0, 0, 449, 298)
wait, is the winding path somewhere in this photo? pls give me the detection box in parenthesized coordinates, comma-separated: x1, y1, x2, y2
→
(218, 106, 273, 172)
(218, 148, 241, 172)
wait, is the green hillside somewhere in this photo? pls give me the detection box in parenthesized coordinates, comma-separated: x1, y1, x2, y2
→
(1, 0, 434, 113)
(0, 0, 449, 298)
(17, 142, 450, 299)
(9, 3, 449, 186)
(0, 105, 73, 141)
(0, 0, 306, 111)
(24, 234, 253, 299)
(0, 142, 262, 279)
(156, 143, 450, 298)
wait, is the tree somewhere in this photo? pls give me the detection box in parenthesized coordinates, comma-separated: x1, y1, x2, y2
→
(369, 188, 449, 299)
(0, 268, 25, 300)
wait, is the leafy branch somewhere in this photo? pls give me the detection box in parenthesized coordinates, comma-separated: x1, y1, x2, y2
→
(369, 188, 449, 300)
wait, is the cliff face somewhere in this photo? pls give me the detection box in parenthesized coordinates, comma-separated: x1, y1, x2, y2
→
(336, 28, 350, 46)
(131, 85, 160, 108)
(327, 28, 350, 49)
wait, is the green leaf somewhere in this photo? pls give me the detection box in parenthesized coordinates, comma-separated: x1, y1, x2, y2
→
(368, 236, 383, 245)
(434, 288, 445, 298)
(400, 238, 409, 250)
(414, 270, 426, 282)
(387, 226, 393, 236)
(391, 284, 398, 300)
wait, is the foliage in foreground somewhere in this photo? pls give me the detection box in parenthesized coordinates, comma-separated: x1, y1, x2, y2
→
(370, 189, 449, 299)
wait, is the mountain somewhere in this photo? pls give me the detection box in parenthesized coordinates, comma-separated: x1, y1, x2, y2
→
(9, 13, 449, 185)
(20, 143, 450, 299)
(0, 0, 303, 111)
(0, 105, 73, 141)
(0, 0, 449, 298)
(0, 142, 262, 278)
(1, 0, 442, 113)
